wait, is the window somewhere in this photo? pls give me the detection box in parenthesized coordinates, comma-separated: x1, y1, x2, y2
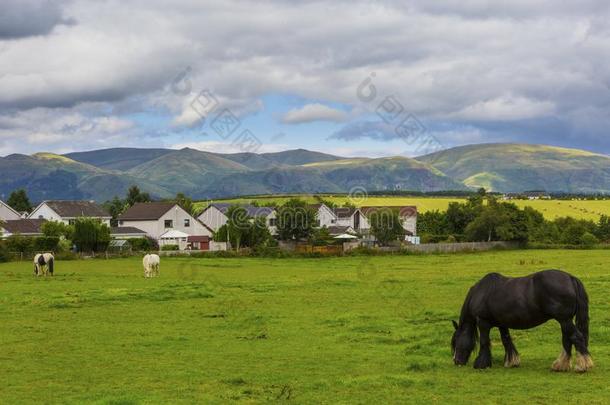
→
(118, 220, 124, 226)
(164, 220, 173, 228)
(316, 220, 321, 227)
(68, 219, 75, 225)
(184, 219, 190, 227)
(269, 218, 276, 227)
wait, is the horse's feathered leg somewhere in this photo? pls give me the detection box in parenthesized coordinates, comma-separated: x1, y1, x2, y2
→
(473, 320, 492, 369)
(500, 327, 520, 367)
(552, 321, 573, 372)
(562, 320, 594, 372)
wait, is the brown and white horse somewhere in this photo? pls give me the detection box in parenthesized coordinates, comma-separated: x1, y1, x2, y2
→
(33, 253, 54, 276)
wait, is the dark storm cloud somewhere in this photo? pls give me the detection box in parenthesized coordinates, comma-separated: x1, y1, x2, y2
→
(0, 0, 75, 39)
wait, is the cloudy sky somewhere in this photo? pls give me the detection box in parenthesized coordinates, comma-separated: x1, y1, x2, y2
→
(2, 0, 610, 157)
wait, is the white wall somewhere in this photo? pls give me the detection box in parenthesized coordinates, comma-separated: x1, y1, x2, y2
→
(0, 201, 21, 221)
(317, 205, 337, 228)
(198, 206, 227, 231)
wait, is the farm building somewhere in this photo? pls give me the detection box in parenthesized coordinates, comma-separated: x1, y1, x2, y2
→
(198, 203, 277, 234)
(0, 200, 22, 221)
(118, 202, 214, 250)
(29, 200, 111, 225)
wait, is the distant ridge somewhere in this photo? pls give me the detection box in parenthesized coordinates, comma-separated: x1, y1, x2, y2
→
(1, 143, 609, 202)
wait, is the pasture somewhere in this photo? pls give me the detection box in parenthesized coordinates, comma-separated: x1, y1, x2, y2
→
(195, 196, 610, 221)
(0, 250, 608, 404)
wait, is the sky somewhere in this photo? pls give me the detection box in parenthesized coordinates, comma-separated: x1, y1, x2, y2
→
(2, 0, 610, 158)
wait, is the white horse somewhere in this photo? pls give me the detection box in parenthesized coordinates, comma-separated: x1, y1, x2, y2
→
(34, 253, 55, 276)
(143, 254, 160, 278)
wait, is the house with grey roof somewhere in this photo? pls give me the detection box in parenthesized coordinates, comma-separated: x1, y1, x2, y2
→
(198, 203, 277, 234)
(0, 219, 46, 238)
(118, 202, 213, 248)
(28, 200, 111, 225)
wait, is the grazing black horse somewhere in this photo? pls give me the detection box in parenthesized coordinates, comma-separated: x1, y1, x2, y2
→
(451, 269, 593, 372)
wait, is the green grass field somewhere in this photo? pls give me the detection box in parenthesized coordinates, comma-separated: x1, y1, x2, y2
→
(1, 250, 608, 404)
(195, 195, 610, 221)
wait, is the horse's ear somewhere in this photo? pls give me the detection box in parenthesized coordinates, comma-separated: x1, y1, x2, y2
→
(452, 320, 458, 330)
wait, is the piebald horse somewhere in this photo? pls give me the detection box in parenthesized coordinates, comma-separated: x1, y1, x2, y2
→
(452, 269, 593, 372)
(143, 254, 160, 278)
(33, 253, 55, 276)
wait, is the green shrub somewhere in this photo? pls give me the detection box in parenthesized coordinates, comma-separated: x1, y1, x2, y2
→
(33, 236, 60, 252)
(579, 232, 598, 248)
(5, 235, 34, 253)
(129, 237, 156, 251)
(161, 244, 179, 251)
(0, 242, 9, 262)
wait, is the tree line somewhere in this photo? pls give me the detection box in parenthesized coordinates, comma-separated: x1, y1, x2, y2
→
(417, 190, 610, 246)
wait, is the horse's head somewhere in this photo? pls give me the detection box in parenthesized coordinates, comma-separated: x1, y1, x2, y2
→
(451, 320, 476, 366)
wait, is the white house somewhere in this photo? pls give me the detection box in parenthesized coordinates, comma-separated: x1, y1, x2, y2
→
(119, 202, 213, 248)
(0, 200, 22, 221)
(29, 200, 111, 225)
(198, 203, 277, 234)
(333, 207, 364, 232)
(309, 203, 338, 228)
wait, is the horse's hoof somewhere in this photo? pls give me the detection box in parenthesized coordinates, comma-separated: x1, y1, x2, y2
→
(473, 358, 491, 369)
(574, 354, 594, 373)
(551, 350, 571, 372)
(504, 354, 520, 368)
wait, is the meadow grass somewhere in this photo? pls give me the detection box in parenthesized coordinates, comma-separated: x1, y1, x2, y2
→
(0, 250, 609, 404)
(194, 196, 610, 221)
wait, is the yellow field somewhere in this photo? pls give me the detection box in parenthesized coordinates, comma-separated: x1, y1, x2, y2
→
(195, 195, 610, 221)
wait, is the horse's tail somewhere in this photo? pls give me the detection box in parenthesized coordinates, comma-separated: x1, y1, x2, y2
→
(48, 257, 54, 276)
(571, 276, 589, 346)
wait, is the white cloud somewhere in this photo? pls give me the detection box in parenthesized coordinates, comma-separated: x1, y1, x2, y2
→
(282, 103, 348, 124)
(2, 0, 610, 153)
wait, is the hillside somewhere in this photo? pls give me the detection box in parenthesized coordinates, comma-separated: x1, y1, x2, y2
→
(2, 144, 610, 202)
(0, 153, 172, 202)
(417, 143, 610, 193)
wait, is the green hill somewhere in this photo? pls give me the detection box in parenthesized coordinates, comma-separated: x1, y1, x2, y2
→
(65, 148, 172, 171)
(417, 143, 610, 193)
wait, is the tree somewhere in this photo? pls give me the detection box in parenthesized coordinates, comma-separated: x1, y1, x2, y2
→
(72, 218, 110, 252)
(213, 208, 272, 249)
(276, 199, 317, 241)
(104, 196, 127, 227)
(7, 189, 32, 213)
(595, 215, 610, 242)
(41, 221, 73, 239)
(175, 193, 195, 216)
(417, 210, 449, 238)
(369, 208, 404, 246)
(126, 186, 150, 207)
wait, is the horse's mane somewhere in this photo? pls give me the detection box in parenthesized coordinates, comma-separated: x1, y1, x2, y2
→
(458, 273, 503, 343)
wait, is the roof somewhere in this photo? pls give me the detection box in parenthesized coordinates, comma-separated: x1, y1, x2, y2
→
(40, 200, 110, 218)
(159, 229, 190, 239)
(109, 239, 131, 247)
(360, 206, 418, 217)
(0, 219, 46, 235)
(119, 202, 176, 220)
(208, 203, 274, 218)
(333, 207, 358, 218)
(327, 225, 355, 235)
(187, 235, 210, 242)
(110, 226, 147, 235)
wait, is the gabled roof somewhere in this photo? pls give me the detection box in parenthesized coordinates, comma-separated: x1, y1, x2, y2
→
(0, 200, 21, 219)
(360, 206, 418, 217)
(119, 202, 177, 220)
(207, 203, 274, 218)
(333, 207, 358, 218)
(37, 200, 110, 218)
(0, 219, 46, 235)
(160, 229, 189, 239)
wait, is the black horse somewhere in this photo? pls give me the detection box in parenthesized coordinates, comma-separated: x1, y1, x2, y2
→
(451, 269, 593, 372)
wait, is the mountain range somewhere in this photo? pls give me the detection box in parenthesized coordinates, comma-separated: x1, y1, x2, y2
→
(1, 143, 609, 202)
